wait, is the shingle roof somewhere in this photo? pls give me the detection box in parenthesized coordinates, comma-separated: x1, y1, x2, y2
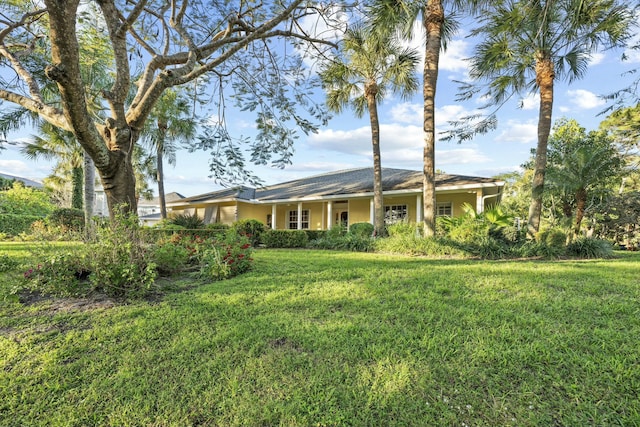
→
(177, 186, 255, 203)
(171, 168, 503, 204)
(254, 168, 501, 201)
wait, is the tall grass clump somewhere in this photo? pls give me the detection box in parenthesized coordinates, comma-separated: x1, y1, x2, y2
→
(566, 237, 613, 259)
(375, 222, 465, 257)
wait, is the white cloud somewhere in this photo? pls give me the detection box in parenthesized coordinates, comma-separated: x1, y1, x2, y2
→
(520, 93, 540, 110)
(566, 89, 606, 109)
(405, 22, 470, 74)
(494, 120, 537, 144)
(437, 147, 490, 165)
(390, 103, 422, 124)
(440, 38, 471, 73)
(0, 160, 32, 175)
(589, 52, 605, 66)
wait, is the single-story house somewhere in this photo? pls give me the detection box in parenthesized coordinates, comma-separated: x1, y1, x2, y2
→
(138, 192, 185, 226)
(167, 168, 505, 230)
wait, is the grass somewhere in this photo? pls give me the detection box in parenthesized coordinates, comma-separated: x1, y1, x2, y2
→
(1, 244, 639, 426)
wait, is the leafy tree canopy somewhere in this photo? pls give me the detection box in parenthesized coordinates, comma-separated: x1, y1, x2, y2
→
(0, 182, 55, 217)
(0, 0, 339, 217)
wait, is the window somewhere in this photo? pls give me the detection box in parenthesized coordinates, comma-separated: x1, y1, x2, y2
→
(384, 205, 407, 224)
(266, 214, 273, 229)
(437, 202, 452, 217)
(288, 209, 309, 229)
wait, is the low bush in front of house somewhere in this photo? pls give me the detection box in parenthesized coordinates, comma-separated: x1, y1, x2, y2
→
(262, 229, 309, 248)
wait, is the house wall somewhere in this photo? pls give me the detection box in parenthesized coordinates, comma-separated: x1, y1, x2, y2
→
(238, 203, 271, 224)
(437, 192, 477, 217)
(348, 198, 371, 225)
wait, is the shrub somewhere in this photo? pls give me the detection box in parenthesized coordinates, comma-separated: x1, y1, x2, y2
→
(0, 214, 42, 237)
(310, 233, 375, 252)
(88, 210, 157, 297)
(232, 219, 265, 246)
(349, 222, 374, 238)
(262, 230, 309, 248)
(0, 253, 18, 272)
(566, 237, 613, 259)
(304, 230, 326, 241)
(386, 221, 418, 237)
(21, 247, 91, 297)
(199, 233, 253, 281)
(168, 213, 205, 229)
(375, 234, 466, 257)
(151, 242, 190, 276)
(463, 236, 510, 259)
(537, 228, 567, 247)
(48, 208, 84, 231)
(206, 222, 230, 231)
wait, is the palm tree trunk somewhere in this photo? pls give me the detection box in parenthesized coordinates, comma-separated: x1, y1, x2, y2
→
(422, 0, 444, 238)
(83, 151, 95, 239)
(574, 187, 587, 236)
(157, 139, 167, 220)
(527, 53, 555, 239)
(365, 84, 386, 237)
(71, 166, 83, 210)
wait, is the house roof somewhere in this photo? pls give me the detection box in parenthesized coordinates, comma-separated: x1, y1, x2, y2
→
(171, 168, 504, 206)
(138, 191, 185, 206)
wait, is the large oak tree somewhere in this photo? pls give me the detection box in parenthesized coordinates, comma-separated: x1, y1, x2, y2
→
(0, 0, 333, 218)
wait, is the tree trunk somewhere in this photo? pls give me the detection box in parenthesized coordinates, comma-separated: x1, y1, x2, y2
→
(83, 151, 95, 239)
(45, 0, 138, 220)
(365, 83, 386, 237)
(422, 0, 444, 237)
(527, 53, 555, 239)
(157, 135, 167, 220)
(574, 187, 587, 236)
(71, 166, 83, 210)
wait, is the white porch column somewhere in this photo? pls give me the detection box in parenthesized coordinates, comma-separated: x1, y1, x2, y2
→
(297, 202, 303, 230)
(271, 204, 277, 230)
(416, 194, 423, 223)
(476, 191, 483, 213)
(370, 198, 375, 224)
(327, 201, 333, 230)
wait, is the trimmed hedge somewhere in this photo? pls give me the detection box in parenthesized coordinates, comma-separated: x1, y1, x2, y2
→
(262, 230, 309, 248)
(0, 214, 43, 237)
(140, 228, 228, 243)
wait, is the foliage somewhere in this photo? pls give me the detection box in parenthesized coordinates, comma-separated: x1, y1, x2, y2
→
(47, 208, 85, 231)
(167, 213, 205, 229)
(566, 237, 614, 259)
(151, 243, 190, 276)
(198, 234, 253, 281)
(349, 222, 374, 238)
(310, 233, 375, 252)
(0, 214, 42, 237)
(231, 219, 265, 246)
(20, 246, 91, 297)
(0, 0, 336, 216)
(262, 230, 309, 248)
(0, 253, 19, 272)
(0, 183, 55, 216)
(594, 191, 640, 247)
(87, 211, 157, 297)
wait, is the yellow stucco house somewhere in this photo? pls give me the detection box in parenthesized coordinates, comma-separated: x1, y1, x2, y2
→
(167, 168, 505, 230)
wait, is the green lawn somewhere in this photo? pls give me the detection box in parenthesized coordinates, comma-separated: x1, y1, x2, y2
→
(1, 246, 639, 426)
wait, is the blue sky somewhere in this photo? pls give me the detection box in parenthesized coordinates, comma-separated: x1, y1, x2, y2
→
(1, 21, 639, 198)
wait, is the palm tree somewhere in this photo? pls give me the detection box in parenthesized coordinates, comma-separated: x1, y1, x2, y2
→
(369, 0, 489, 237)
(319, 24, 419, 236)
(545, 123, 623, 237)
(22, 122, 85, 209)
(465, 0, 632, 238)
(141, 89, 197, 219)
